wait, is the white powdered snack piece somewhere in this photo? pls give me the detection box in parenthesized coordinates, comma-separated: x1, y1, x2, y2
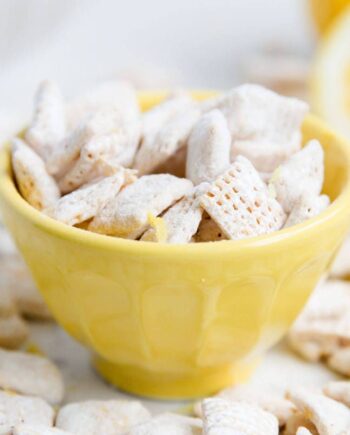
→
(284, 194, 330, 228)
(89, 174, 193, 238)
(323, 381, 350, 408)
(11, 138, 60, 210)
(58, 134, 128, 194)
(141, 183, 208, 243)
(0, 391, 54, 434)
(269, 140, 324, 213)
(200, 156, 286, 240)
(140, 93, 192, 147)
(46, 108, 124, 178)
(287, 280, 350, 364)
(296, 428, 314, 435)
(327, 348, 350, 376)
(56, 400, 151, 435)
(13, 425, 72, 435)
(331, 236, 350, 279)
(46, 171, 134, 226)
(25, 80, 66, 161)
(194, 384, 296, 427)
(217, 84, 309, 172)
(287, 388, 350, 435)
(0, 349, 64, 405)
(201, 398, 278, 435)
(128, 413, 202, 435)
(66, 80, 139, 130)
(134, 105, 199, 175)
(186, 109, 231, 185)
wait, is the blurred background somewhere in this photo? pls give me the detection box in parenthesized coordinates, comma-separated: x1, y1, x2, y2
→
(0, 0, 318, 140)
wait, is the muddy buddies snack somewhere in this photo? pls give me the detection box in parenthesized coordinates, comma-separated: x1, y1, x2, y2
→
(11, 82, 330, 243)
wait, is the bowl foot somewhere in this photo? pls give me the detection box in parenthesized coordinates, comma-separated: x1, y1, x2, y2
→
(93, 356, 260, 400)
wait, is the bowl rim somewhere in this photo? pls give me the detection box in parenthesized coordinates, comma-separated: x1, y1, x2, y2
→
(1, 91, 350, 257)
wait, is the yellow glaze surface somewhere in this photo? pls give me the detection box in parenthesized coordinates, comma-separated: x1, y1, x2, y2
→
(1, 92, 350, 399)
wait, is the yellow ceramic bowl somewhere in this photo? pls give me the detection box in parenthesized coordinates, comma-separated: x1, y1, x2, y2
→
(1, 92, 350, 400)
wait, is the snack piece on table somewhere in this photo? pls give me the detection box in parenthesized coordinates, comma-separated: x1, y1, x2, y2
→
(194, 212, 227, 242)
(201, 398, 279, 435)
(287, 387, 350, 435)
(323, 381, 350, 408)
(287, 280, 350, 374)
(134, 105, 199, 175)
(186, 109, 231, 185)
(200, 156, 286, 240)
(141, 183, 209, 243)
(46, 170, 135, 226)
(284, 194, 330, 228)
(0, 349, 64, 405)
(331, 236, 350, 279)
(194, 384, 296, 427)
(11, 139, 60, 210)
(269, 139, 324, 213)
(89, 174, 193, 238)
(25, 80, 66, 162)
(13, 425, 72, 435)
(56, 400, 150, 435)
(214, 84, 309, 172)
(0, 391, 54, 433)
(128, 413, 202, 435)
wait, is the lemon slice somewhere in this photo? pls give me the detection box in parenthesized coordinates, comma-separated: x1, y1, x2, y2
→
(309, 0, 350, 34)
(311, 6, 350, 139)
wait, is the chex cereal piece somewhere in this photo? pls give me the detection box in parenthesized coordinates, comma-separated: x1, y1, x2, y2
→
(0, 314, 29, 350)
(0, 348, 64, 404)
(287, 387, 350, 435)
(128, 413, 202, 435)
(89, 174, 193, 238)
(46, 108, 123, 178)
(66, 80, 139, 131)
(14, 425, 72, 435)
(186, 109, 231, 185)
(327, 348, 350, 377)
(284, 194, 330, 228)
(195, 384, 296, 427)
(0, 391, 54, 434)
(287, 280, 350, 363)
(46, 170, 134, 226)
(283, 413, 317, 435)
(141, 183, 208, 243)
(218, 84, 309, 172)
(58, 134, 129, 193)
(134, 105, 199, 175)
(331, 236, 350, 279)
(201, 398, 278, 435)
(269, 140, 324, 213)
(200, 156, 286, 240)
(11, 139, 60, 210)
(56, 400, 150, 435)
(25, 80, 66, 161)
(323, 381, 350, 408)
(194, 213, 227, 242)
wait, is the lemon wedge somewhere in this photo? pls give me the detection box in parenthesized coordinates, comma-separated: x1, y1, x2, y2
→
(311, 5, 350, 139)
(309, 0, 350, 34)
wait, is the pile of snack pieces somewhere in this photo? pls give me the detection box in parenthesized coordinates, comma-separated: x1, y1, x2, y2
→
(11, 80, 330, 243)
(1, 342, 350, 434)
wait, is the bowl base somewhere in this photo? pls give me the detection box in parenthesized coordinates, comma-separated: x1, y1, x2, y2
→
(93, 356, 260, 400)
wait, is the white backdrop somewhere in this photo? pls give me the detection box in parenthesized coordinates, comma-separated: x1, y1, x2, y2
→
(0, 0, 316, 137)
